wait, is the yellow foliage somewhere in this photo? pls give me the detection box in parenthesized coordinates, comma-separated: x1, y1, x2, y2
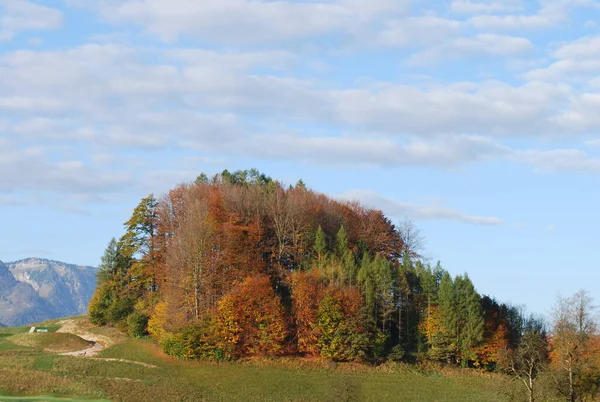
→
(148, 301, 169, 342)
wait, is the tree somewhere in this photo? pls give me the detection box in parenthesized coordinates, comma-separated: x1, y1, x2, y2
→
(454, 274, 484, 365)
(217, 275, 287, 357)
(119, 194, 159, 293)
(550, 290, 600, 402)
(97, 238, 119, 284)
(314, 225, 327, 263)
(316, 288, 368, 361)
(436, 272, 457, 361)
(498, 316, 549, 402)
(397, 218, 424, 260)
(336, 225, 349, 258)
(290, 270, 322, 355)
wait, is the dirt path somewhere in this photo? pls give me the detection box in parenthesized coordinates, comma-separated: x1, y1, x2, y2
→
(55, 318, 114, 348)
(60, 341, 103, 357)
(54, 318, 159, 368)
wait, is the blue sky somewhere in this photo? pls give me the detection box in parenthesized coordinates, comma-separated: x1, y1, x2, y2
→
(2, 0, 600, 316)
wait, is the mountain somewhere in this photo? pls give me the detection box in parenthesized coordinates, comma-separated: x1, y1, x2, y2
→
(0, 258, 97, 326)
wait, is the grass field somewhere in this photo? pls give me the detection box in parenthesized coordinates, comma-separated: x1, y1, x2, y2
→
(0, 317, 527, 402)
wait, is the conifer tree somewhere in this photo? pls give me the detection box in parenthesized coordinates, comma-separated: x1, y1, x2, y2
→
(97, 237, 119, 284)
(314, 225, 327, 263)
(455, 274, 484, 364)
(336, 225, 348, 258)
(432, 272, 457, 361)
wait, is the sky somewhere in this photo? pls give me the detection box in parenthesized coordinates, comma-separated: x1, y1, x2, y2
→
(2, 0, 600, 316)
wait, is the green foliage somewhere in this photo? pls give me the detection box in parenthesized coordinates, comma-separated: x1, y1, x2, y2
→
(388, 345, 406, 362)
(335, 225, 348, 258)
(88, 282, 113, 326)
(454, 274, 484, 364)
(314, 225, 327, 261)
(127, 311, 149, 338)
(107, 296, 134, 326)
(316, 292, 368, 361)
(220, 168, 273, 187)
(371, 330, 389, 358)
(195, 172, 209, 184)
(97, 238, 118, 284)
(161, 320, 222, 360)
(120, 194, 157, 259)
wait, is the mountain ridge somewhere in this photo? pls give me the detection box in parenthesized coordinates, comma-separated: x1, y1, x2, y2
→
(0, 258, 97, 326)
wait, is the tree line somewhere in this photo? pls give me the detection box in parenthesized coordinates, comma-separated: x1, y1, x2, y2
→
(89, 169, 600, 401)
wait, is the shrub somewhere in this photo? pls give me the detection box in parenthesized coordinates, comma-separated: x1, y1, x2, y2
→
(127, 311, 149, 338)
(388, 345, 406, 362)
(161, 319, 221, 360)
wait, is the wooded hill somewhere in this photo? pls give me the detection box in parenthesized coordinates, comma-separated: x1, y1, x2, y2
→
(89, 169, 600, 401)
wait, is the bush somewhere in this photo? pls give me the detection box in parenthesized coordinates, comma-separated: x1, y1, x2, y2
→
(388, 345, 406, 362)
(161, 319, 222, 360)
(127, 311, 149, 338)
(371, 330, 388, 358)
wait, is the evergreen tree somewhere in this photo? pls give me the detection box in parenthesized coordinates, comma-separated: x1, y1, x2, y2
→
(433, 272, 457, 361)
(336, 225, 349, 258)
(97, 237, 118, 284)
(454, 274, 484, 365)
(314, 225, 327, 262)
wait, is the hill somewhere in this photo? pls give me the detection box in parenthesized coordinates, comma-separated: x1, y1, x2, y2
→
(0, 317, 522, 402)
(0, 259, 97, 326)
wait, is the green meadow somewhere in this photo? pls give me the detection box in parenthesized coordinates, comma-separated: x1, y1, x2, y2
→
(0, 317, 522, 402)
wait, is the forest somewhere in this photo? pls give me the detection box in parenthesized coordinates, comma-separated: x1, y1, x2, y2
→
(89, 169, 600, 402)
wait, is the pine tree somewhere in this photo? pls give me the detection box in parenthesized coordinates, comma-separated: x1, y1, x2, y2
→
(97, 237, 119, 284)
(433, 272, 457, 362)
(336, 225, 349, 258)
(454, 274, 484, 365)
(314, 225, 327, 262)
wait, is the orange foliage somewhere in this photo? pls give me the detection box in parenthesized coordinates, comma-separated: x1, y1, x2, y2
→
(476, 322, 509, 366)
(290, 270, 323, 355)
(217, 275, 287, 357)
(419, 305, 443, 340)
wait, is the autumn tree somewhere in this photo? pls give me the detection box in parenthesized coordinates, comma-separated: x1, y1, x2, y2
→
(498, 315, 549, 402)
(217, 275, 287, 358)
(550, 290, 600, 402)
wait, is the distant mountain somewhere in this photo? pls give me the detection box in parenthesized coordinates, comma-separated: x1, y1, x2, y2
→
(0, 258, 97, 326)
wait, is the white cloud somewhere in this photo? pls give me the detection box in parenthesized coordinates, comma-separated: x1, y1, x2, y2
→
(78, 0, 409, 44)
(512, 148, 600, 174)
(377, 16, 461, 47)
(244, 134, 506, 167)
(451, 0, 523, 14)
(466, 0, 598, 30)
(409, 34, 533, 65)
(339, 190, 503, 225)
(468, 13, 558, 30)
(0, 0, 63, 41)
(0, 140, 131, 195)
(524, 36, 600, 81)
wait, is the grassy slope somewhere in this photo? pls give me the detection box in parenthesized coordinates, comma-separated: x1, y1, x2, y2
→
(0, 318, 523, 402)
(9, 333, 91, 353)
